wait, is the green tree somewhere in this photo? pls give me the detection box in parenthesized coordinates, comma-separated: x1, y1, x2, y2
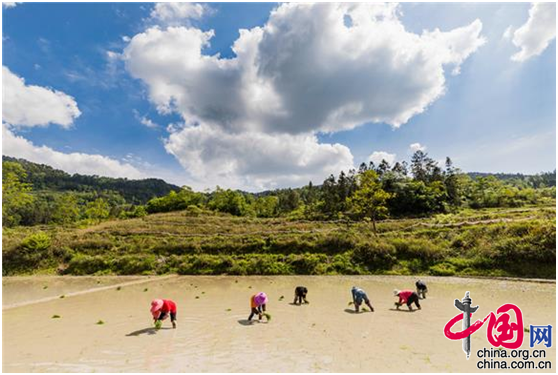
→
(277, 189, 301, 214)
(51, 193, 81, 224)
(208, 187, 250, 216)
(254, 196, 279, 218)
(411, 151, 442, 183)
(2, 161, 34, 226)
(347, 170, 392, 233)
(85, 198, 110, 222)
(146, 186, 205, 214)
(444, 157, 461, 207)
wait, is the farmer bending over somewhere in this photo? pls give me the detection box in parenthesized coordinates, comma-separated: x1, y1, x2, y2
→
(249, 292, 268, 321)
(151, 299, 177, 328)
(415, 280, 428, 299)
(293, 286, 309, 305)
(394, 289, 421, 311)
(351, 286, 374, 313)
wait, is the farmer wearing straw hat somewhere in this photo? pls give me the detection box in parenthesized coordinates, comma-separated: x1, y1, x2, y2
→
(394, 289, 421, 311)
(248, 292, 268, 321)
(351, 286, 374, 313)
(151, 299, 177, 328)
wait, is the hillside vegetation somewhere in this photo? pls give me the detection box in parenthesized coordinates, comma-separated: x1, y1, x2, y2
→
(3, 204, 555, 278)
(3, 154, 555, 278)
(3, 155, 555, 228)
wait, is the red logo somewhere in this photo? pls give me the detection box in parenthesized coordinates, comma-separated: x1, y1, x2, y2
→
(444, 301, 524, 350)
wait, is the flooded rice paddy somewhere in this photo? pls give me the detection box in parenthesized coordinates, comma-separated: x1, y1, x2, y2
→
(3, 275, 555, 372)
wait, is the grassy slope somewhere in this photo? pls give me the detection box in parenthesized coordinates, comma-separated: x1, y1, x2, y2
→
(2, 204, 556, 278)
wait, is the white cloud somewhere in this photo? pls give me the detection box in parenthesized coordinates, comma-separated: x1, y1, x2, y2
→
(368, 151, 396, 165)
(133, 110, 159, 129)
(2, 2, 18, 9)
(3, 66, 81, 128)
(2, 68, 143, 180)
(503, 26, 513, 40)
(2, 124, 144, 179)
(123, 3, 485, 189)
(510, 3, 556, 62)
(409, 143, 427, 153)
(150, 3, 209, 26)
(164, 123, 353, 191)
(139, 117, 159, 129)
(106, 50, 120, 61)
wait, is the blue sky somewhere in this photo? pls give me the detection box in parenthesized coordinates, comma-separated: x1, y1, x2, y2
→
(2, 2, 556, 191)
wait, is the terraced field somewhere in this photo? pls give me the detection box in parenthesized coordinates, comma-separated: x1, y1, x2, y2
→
(2, 204, 555, 278)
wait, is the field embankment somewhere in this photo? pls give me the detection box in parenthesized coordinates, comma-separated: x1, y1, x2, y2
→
(2, 205, 555, 278)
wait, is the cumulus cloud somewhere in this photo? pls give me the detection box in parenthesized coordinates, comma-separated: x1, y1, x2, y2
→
(165, 124, 353, 191)
(409, 143, 427, 153)
(2, 124, 144, 179)
(123, 3, 485, 189)
(150, 3, 210, 26)
(2, 68, 142, 180)
(2, 2, 18, 9)
(368, 151, 396, 165)
(3, 66, 81, 128)
(510, 3, 556, 62)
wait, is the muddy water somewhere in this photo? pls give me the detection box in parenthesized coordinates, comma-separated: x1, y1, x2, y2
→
(2, 276, 556, 372)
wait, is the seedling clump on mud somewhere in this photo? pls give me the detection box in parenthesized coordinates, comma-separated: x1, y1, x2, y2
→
(43, 286, 48, 289)
(51, 314, 61, 319)
(263, 313, 272, 321)
(143, 288, 148, 292)
(60, 295, 65, 299)
(279, 295, 284, 301)
(96, 320, 105, 325)
(116, 286, 122, 291)
(195, 296, 200, 299)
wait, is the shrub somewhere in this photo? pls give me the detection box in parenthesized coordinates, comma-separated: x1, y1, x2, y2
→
(3, 232, 53, 273)
(65, 254, 110, 275)
(429, 263, 456, 276)
(390, 237, 445, 263)
(112, 255, 156, 275)
(186, 205, 203, 216)
(247, 255, 293, 275)
(286, 253, 328, 274)
(352, 240, 397, 271)
(21, 232, 51, 252)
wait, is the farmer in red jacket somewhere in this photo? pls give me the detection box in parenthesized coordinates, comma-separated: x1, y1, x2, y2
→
(151, 299, 177, 328)
(394, 289, 421, 311)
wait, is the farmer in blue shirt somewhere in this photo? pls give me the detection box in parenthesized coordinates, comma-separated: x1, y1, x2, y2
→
(351, 286, 374, 313)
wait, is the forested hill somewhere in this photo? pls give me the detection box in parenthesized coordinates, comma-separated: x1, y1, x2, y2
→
(2, 156, 180, 204)
(467, 171, 556, 187)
